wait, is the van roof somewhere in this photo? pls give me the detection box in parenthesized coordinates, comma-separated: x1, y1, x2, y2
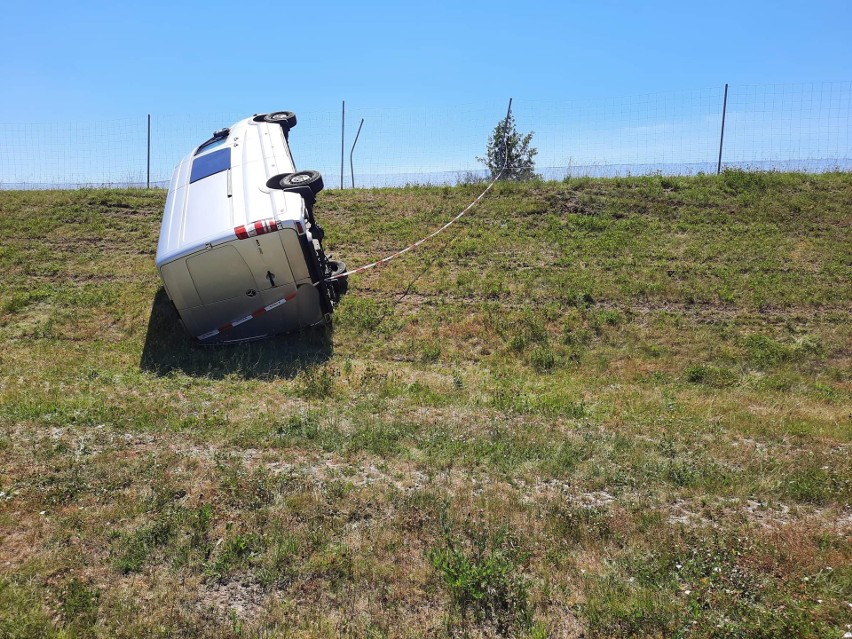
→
(155, 116, 302, 267)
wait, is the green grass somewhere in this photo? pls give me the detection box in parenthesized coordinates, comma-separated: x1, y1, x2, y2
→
(0, 172, 850, 637)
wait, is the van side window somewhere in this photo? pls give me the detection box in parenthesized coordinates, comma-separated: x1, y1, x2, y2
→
(190, 148, 230, 183)
(194, 136, 228, 156)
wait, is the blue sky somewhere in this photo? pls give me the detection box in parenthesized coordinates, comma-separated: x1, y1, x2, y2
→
(1, 1, 850, 184)
(2, 0, 850, 118)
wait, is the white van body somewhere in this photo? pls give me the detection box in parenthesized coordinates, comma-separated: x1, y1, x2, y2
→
(155, 113, 344, 343)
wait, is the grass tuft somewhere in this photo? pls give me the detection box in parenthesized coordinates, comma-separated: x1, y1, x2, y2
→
(429, 510, 533, 636)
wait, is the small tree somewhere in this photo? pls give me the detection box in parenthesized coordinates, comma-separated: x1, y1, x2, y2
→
(478, 113, 538, 181)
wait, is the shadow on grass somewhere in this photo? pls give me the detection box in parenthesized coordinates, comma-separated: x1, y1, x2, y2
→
(139, 288, 333, 379)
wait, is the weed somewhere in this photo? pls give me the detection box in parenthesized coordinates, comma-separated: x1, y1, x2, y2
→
(277, 412, 321, 441)
(593, 309, 623, 328)
(428, 511, 533, 636)
(299, 365, 337, 399)
(783, 465, 848, 505)
(720, 168, 769, 194)
(529, 345, 557, 372)
(0, 580, 55, 638)
(2, 291, 46, 314)
(452, 370, 464, 389)
(542, 436, 594, 475)
(509, 334, 528, 352)
(664, 458, 701, 487)
(420, 341, 442, 362)
(206, 532, 264, 581)
(257, 534, 300, 588)
(743, 334, 791, 369)
(571, 291, 596, 309)
(114, 516, 176, 574)
(60, 578, 100, 627)
(189, 503, 214, 560)
(503, 308, 549, 353)
(640, 343, 665, 358)
(348, 421, 410, 457)
(313, 543, 357, 589)
(562, 326, 591, 347)
(216, 456, 280, 509)
(684, 364, 738, 387)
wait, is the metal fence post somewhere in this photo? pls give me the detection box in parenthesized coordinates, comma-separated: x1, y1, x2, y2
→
(146, 114, 151, 189)
(340, 101, 345, 189)
(350, 118, 364, 188)
(717, 84, 728, 175)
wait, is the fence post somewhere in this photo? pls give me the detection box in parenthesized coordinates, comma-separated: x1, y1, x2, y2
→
(350, 118, 364, 188)
(717, 84, 728, 175)
(340, 101, 345, 189)
(147, 114, 151, 189)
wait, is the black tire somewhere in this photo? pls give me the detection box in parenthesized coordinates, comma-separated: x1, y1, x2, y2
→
(279, 170, 324, 195)
(266, 173, 292, 190)
(329, 260, 348, 295)
(258, 111, 297, 129)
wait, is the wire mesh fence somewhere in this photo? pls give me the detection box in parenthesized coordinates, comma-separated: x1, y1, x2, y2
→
(1, 82, 850, 190)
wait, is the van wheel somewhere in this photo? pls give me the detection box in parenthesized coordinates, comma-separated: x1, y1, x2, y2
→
(280, 170, 324, 195)
(259, 111, 297, 129)
(329, 260, 348, 294)
(266, 173, 292, 189)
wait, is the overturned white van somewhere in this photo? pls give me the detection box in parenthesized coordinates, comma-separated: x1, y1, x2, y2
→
(155, 112, 346, 344)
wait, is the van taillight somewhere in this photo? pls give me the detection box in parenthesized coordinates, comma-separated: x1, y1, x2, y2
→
(295, 221, 304, 234)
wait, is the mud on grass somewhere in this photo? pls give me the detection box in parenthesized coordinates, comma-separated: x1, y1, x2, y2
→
(1, 174, 850, 637)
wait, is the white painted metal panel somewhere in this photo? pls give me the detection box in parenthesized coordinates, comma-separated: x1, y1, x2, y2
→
(183, 171, 232, 248)
(186, 245, 254, 305)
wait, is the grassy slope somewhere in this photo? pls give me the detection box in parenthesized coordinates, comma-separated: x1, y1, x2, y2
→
(0, 172, 850, 638)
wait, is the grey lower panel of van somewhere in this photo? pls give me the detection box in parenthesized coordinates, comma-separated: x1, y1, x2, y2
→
(179, 284, 324, 343)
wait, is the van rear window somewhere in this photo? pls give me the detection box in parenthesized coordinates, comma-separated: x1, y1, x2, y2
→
(190, 148, 230, 183)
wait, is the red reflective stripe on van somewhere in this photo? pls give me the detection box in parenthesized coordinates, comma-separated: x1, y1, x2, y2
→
(218, 323, 233, 332)
(235, 218, 280, 239)
(285, 292, 297, 301)
(251, 308, 267, 318)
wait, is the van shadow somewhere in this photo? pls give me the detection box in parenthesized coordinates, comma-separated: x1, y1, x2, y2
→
(139, 288, 333, 379)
